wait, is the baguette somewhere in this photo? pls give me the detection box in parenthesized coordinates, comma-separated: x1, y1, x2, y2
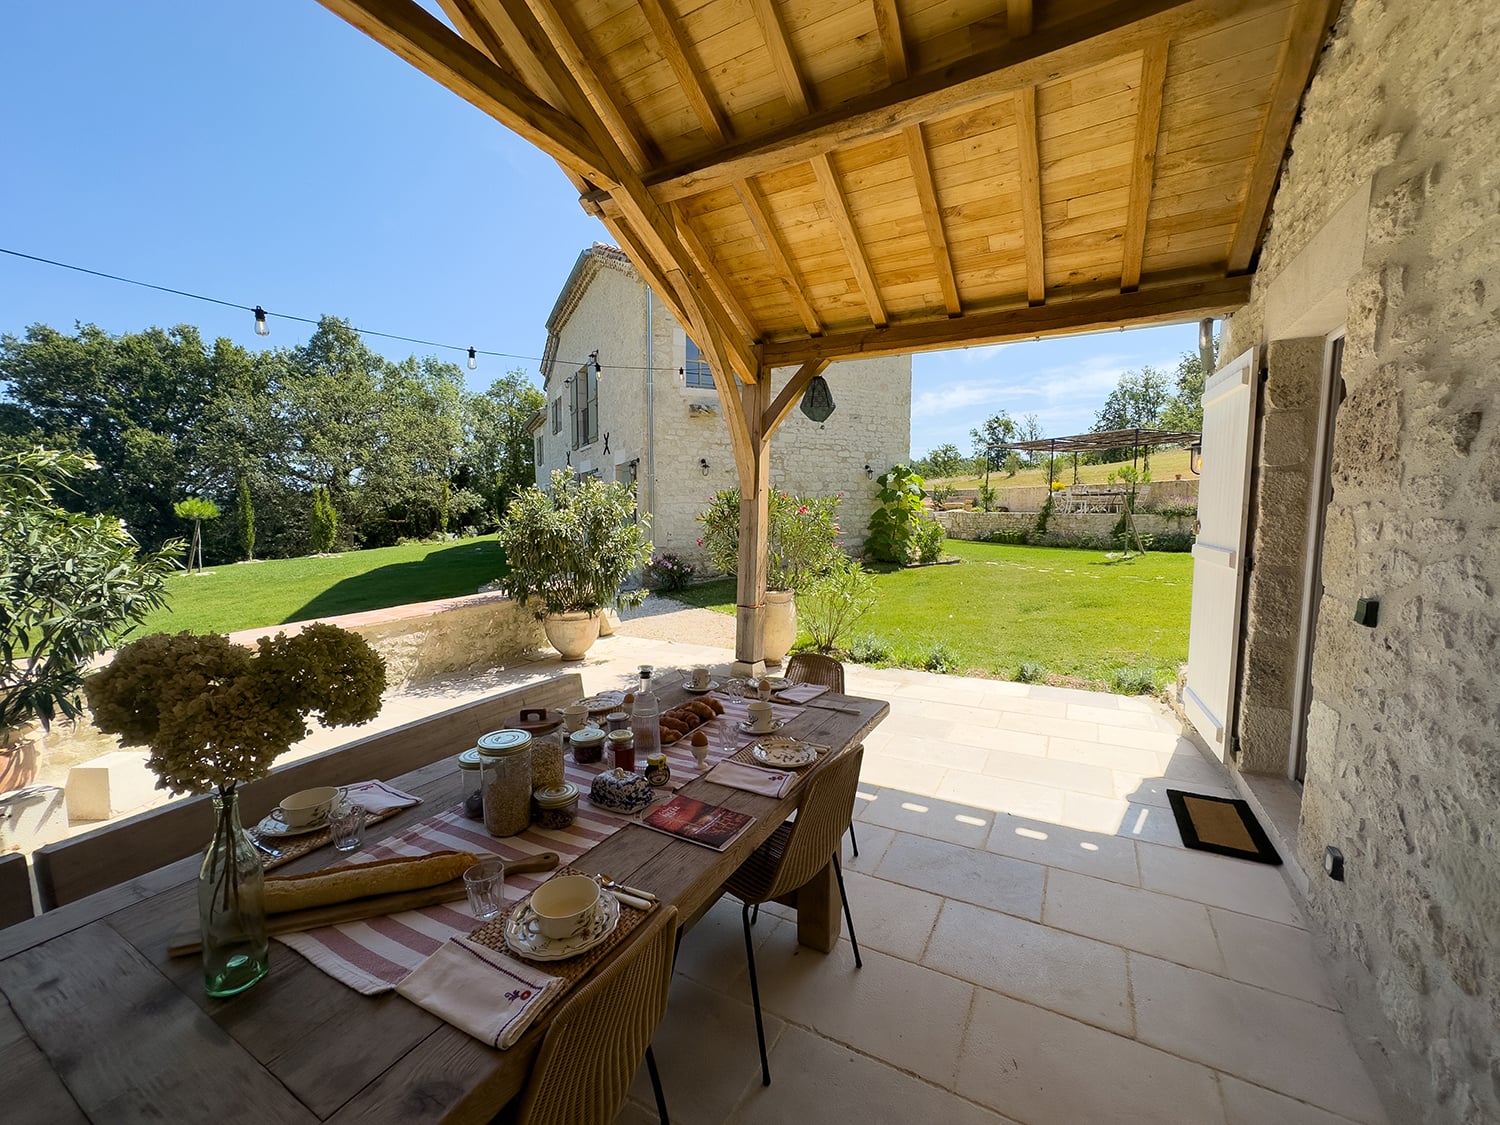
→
(263, 850, 479, 915)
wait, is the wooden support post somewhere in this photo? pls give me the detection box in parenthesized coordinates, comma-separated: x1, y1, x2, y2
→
(733, 376, 772, 679)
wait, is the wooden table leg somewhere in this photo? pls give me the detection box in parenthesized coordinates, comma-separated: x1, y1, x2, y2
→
(790, 861, 841, 953)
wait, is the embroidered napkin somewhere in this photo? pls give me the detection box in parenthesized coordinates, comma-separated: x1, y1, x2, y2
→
(774, 683, 830, 704)
(704, 759, 796, 799)
(396, 935, 565, 1048)
(342, 779, 422, 815)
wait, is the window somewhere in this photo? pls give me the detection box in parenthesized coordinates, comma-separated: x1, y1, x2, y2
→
(551, 398, 561, 434)
(570, 363, 598, 449)
(534, 436, 543, 467)
(685, 338, 714, 388)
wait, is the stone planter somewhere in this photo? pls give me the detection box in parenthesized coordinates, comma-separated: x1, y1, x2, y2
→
(543, 611, 601, 660)
(762, 590, 796, 667)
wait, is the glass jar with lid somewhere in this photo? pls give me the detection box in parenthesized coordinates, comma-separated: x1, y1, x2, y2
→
(515, 707, 566, 790)
(531, 782, 580, 830)
(457, 748, 485, 820)
(476, 729, 533, 836)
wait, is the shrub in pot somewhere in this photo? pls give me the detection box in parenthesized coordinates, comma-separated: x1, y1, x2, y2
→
(497, 470, 653, 659)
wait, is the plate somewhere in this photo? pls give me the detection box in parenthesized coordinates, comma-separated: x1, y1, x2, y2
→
(765, 677, 791, 690)
(683, 681, 720, 694)
(752, 737, 818, 769)
(576, 692, 624, 714)
(504, 889, 622, 961)
(255, 810, 330, 838)
(737, 718, 785, 735)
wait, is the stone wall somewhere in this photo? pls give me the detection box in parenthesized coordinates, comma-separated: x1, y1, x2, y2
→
(939, 478, 1199, 512)
(937, 510, 1194, 548)
(1222, 2, 1500, 1119)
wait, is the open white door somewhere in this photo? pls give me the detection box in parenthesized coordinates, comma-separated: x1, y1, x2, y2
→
(1183, 346, 1258, 759)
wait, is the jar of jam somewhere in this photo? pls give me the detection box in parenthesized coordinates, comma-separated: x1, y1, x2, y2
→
(531, 782, 580, 830)
(607, 729, 636, 772)
(569, 726, 606, 765)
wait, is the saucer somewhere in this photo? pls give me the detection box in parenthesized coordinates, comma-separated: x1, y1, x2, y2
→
(504, 889, 622, 961)
(764, 677, 791, 690)
(752, 737, 818, 769)
(737, 718, 785, 735)
(255, 810, 330, 838)
(683, 680, 720, 694)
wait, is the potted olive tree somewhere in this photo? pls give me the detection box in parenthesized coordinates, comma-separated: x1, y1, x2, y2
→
(497, 470, 653, 660)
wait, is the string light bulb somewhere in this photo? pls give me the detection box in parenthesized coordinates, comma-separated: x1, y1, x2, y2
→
(253, 306, 269, 337)
(467, 347, 477, 371)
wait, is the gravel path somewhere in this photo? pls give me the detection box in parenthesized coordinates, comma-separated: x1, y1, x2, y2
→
(615, 594, 736, 649)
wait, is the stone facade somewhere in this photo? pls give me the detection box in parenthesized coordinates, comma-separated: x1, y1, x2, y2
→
(530, 245, 912, 569)
(1222, 3, 1500, 1119)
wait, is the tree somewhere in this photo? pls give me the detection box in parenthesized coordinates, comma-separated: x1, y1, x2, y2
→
(1159, 340, 1218, 433)
(310, 487, 338, 553)
(969, 411, 1017, 489)
(0, 449, 178, 735)
(173, 496, 220, 573)
(1017, 413, 1044, 466)
(925, 443, 967, 480)
(237, 476, 255, 561)
(1091, 367, 1171, 463)
(459, 369, 545, 523)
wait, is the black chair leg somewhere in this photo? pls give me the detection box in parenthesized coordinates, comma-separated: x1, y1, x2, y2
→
(832, 854, 862, 970)
(645, 1044, 669, 1124)
(742, 901, 771, 1086)
(847, 821, 859, 857)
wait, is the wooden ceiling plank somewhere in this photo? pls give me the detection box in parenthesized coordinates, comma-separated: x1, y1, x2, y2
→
(810, 154, 889, 328)
(872, 0, 910, 83)
(759, 274, 1252, 364)
(671, 204, 763, 341)
(1227, 0, 1341, 271)
(646, 0, 1252, 203)
(1015, 86, 1046, 305)
(316, 0, 612, 182)
(903, 124, 962, 315)
(1120, 40, 1171, 291)
(1007, 0, 1034, 38)
(638, 0, 731, 145)
(750, 0, 812, 115)
(736, 179, 825, 336)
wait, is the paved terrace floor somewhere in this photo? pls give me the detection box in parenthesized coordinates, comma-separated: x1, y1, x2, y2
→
(23, 615, 1388, 1123)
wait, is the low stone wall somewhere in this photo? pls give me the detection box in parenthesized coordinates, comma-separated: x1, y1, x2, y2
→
(226, 592, 547, 690)
(936, 478, 1199, 512)
(936, 510, 1193, 549)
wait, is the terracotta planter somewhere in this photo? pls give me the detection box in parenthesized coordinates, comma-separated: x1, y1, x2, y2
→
(762, 590, 796, 667)
(543, 611, 601, 660)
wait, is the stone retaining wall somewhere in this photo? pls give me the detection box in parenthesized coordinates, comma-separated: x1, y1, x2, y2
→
(936, 510, 1193, 548)
(936, 478, 1199, 512)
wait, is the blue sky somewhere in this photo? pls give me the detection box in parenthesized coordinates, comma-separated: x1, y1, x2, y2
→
(1, 1, 1201, 459)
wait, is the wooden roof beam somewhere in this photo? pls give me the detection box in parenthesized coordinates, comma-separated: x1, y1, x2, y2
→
(811, 155, 888, 328)
(1227, 0, 1342, 272)
(736, 179, 824, 337)
(904, 124, 961, 316)
(763, 360, 831, 438)
(758, 275, 1253, 365)
(1016, 86, 1045, 306)
(872, 0, 910, 83)
(1121, 40, 1169, 292)
(751, 0, 812, 115)
(317, 0, 612, 183)
(1007, 0, 1034, 37)
(646, 0, 1252, 203)
(639, 0, 730, 145)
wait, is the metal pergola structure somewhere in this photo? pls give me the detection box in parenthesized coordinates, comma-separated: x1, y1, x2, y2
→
(999, 426, 1200, 483)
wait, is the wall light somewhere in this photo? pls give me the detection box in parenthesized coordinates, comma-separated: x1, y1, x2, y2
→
(1188, 441, 1203, 476)
(864, 464, 874, 479)
(699, 458, 710, 475)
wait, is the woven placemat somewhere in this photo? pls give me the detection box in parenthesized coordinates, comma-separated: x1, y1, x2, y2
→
(255, 806, 409, 871)
(466, 865, 655, 1022)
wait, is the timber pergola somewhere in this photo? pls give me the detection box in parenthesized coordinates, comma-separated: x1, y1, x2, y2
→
(318, 0, 1339, 674)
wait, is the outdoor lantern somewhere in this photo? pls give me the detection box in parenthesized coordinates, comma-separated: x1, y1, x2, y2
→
(253, 306, 269, 337)
(699, 457, 710, 475)
(467, 347, 477, 370)
(800, 375, 835, 423)
(1189, 441, 1203, 475)
(865, 464, 874, 479)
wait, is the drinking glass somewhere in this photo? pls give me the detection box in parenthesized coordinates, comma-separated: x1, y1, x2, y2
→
(328, 803, 366, 852)
(464, 859, 506, 921)
(724, 677, 745, 701)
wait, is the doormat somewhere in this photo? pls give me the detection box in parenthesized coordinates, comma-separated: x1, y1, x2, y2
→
(1165, 790, 1281, 865)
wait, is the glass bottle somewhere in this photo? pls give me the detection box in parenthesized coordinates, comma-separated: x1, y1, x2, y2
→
(198, 786, 270, 998)
(631, 666, 661, 766)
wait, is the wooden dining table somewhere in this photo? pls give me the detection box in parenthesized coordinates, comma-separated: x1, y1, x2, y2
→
(0, 680, 887, 1124)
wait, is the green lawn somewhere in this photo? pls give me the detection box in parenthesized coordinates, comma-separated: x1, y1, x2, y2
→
(137, 537, 506, 635)
(669, 540, 1193, 691)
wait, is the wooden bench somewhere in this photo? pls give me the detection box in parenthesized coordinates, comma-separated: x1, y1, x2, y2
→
(0, 854, 33, 930)
(31, 673, 584, 911)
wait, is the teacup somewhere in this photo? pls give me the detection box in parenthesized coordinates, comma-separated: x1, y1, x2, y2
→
(690, 665, 711, 689)
(525, 874, 601, 940)
(746, 701, 776, 732)
(561, 705, 588, 733)
(276, 785, 342, 828)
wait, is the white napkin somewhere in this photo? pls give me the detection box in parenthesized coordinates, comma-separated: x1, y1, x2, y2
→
(704, 760, 796, 798)
(343, 779, 422, 815)
(774, 683, 830, 704)
(396, 936, 565, 1048)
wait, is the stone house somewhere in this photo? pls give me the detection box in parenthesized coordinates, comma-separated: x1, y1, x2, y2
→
(528, 244, 912, 569)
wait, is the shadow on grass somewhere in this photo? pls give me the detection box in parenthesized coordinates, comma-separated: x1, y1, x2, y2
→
(286, 540, 506, 624)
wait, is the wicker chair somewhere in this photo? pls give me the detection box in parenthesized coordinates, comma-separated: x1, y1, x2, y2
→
(512, 905, 679, 1125)
(783, 652, 858, 858)
(723, 746, 864, 1086)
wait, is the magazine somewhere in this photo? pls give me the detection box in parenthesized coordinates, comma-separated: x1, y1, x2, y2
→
(639, 794, 756, 851)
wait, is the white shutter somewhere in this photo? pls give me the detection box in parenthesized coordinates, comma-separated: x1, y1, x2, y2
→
(1183, 346, 1258, 758)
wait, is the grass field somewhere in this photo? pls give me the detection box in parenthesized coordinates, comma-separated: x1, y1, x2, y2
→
(932, 447, 1192, 491)
(669, 539, 1192, 691)
(137, 537, 506, 635)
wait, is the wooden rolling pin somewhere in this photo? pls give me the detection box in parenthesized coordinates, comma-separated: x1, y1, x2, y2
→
(168, 851, 559, 957)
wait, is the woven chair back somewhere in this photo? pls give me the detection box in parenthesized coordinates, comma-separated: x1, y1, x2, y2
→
(785, 652, 845, 693)
(516, 905, 679, 1125)
(764, 746, 864, 902)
